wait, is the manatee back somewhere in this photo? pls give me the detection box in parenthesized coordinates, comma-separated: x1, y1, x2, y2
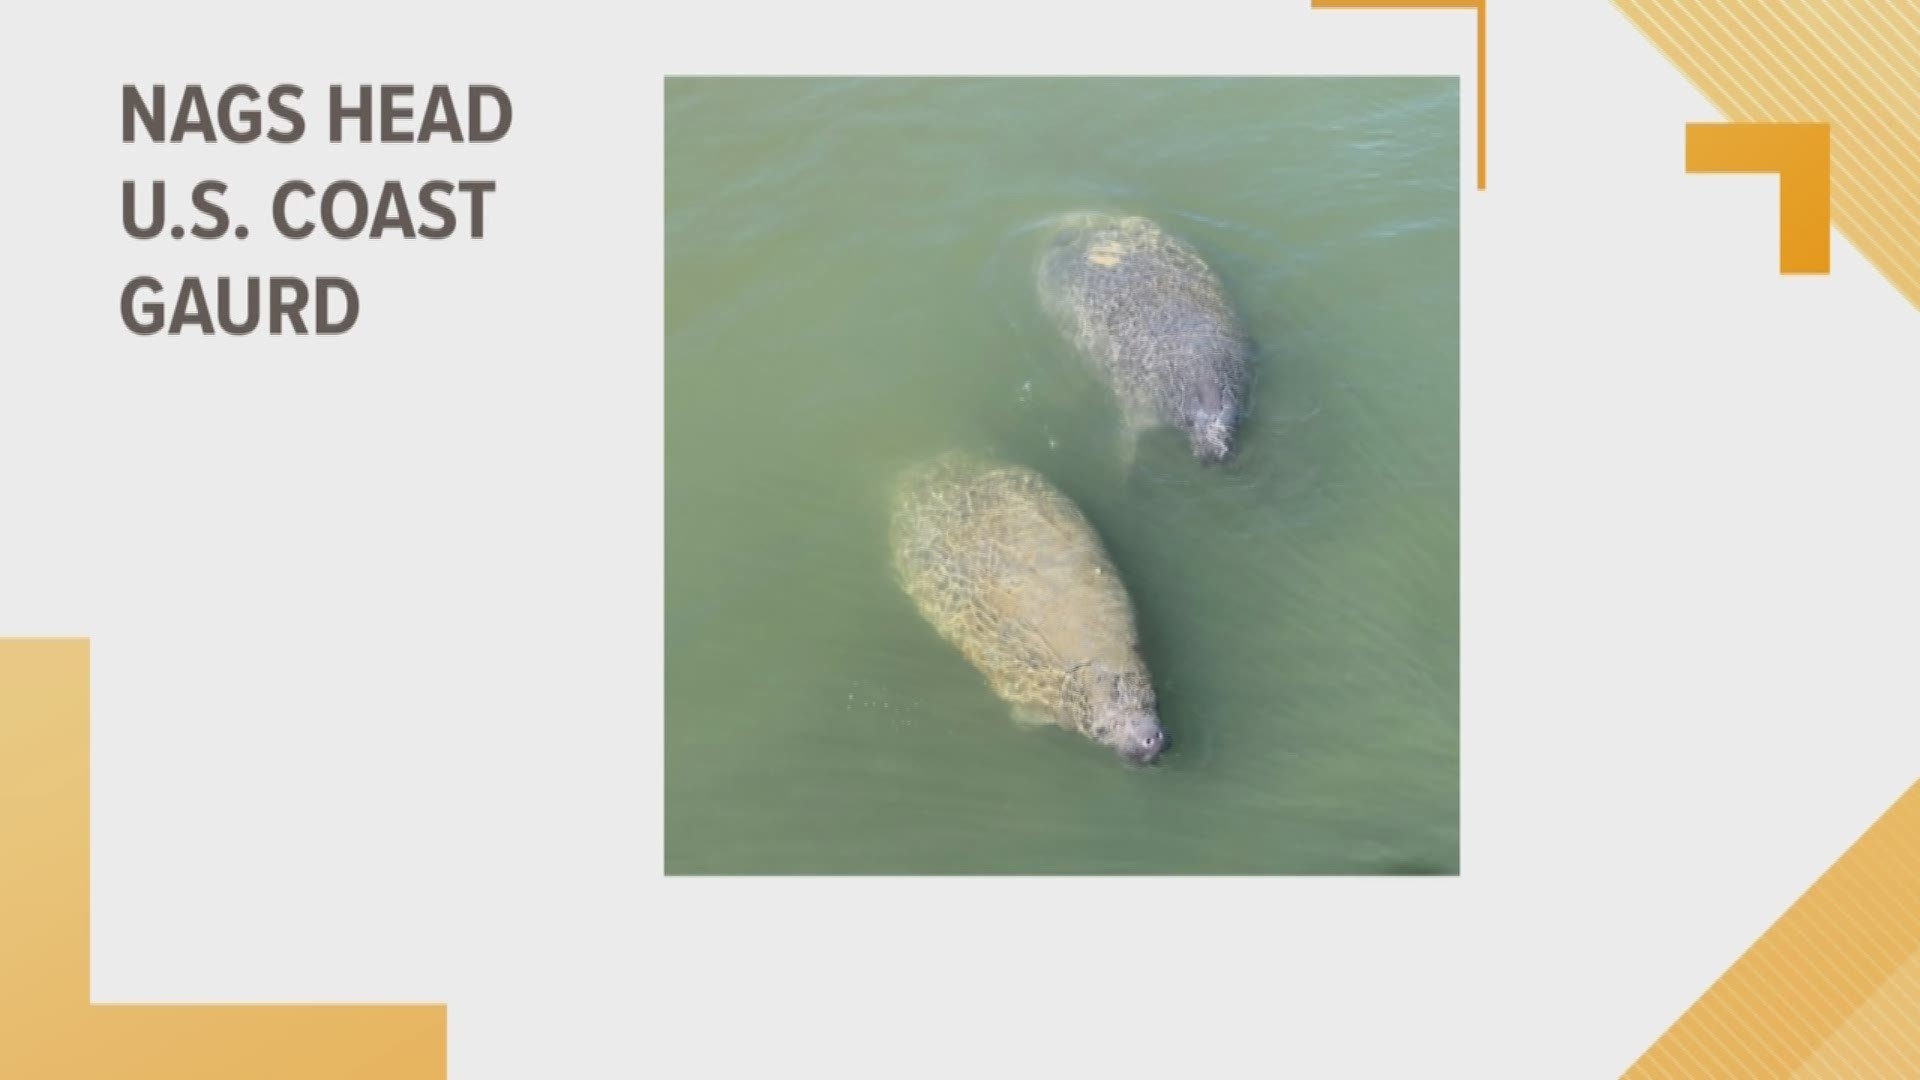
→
(890, 455, 1143, 719)
(1037, 213, 1252, 431)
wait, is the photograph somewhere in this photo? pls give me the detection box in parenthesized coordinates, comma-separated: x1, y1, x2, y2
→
(666, 76, 1459, 874)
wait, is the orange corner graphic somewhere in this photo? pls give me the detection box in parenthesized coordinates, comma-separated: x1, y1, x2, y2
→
(1625, 781, 1920, 1078)
(0, 639, 445, 1079)
(1686, 121, 1832, 274)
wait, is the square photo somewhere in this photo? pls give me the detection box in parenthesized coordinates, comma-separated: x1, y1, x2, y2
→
(666, 76, 1459, 874)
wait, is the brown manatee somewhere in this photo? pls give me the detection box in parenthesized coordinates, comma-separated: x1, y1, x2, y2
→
(890, 453, 1165, 765)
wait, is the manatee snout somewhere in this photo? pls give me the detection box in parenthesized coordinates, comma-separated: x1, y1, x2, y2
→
(1121, 725, 1168, 766)
(1185, 410, 1237, 465)
(1111, 712, 1168, 766)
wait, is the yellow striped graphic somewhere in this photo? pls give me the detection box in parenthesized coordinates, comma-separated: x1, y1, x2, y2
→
(1624, 781, 1920, 1078)
(1615, 0, 1920, 308)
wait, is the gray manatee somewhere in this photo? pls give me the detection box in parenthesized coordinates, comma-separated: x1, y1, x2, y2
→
(1037, 211, 1253, 464)
(890, 453, 1166, 765)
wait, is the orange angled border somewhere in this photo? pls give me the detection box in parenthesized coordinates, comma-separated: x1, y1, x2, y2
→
(1625, 781, 1920, 1078)
(1686, 122, 1832, 275)
(1311, 0, 1486, 190)
(0, 639, 446, 1079)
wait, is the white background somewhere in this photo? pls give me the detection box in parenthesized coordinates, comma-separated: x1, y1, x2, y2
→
(4, 0, 1917, 1077)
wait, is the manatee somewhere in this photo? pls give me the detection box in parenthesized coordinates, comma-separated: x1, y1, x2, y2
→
(890, 454, 1166, 765)
(1037, 211, 1253, 464)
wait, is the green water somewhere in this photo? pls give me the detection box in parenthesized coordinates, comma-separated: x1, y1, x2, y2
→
(666, 78, 1459, 874)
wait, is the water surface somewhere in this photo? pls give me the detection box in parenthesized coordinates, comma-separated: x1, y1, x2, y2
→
(666, 77, 1459, 874)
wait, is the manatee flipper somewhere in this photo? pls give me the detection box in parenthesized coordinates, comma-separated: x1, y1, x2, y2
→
(1117, 412, 1151, 472)
(1010, 704, 1054, 728)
